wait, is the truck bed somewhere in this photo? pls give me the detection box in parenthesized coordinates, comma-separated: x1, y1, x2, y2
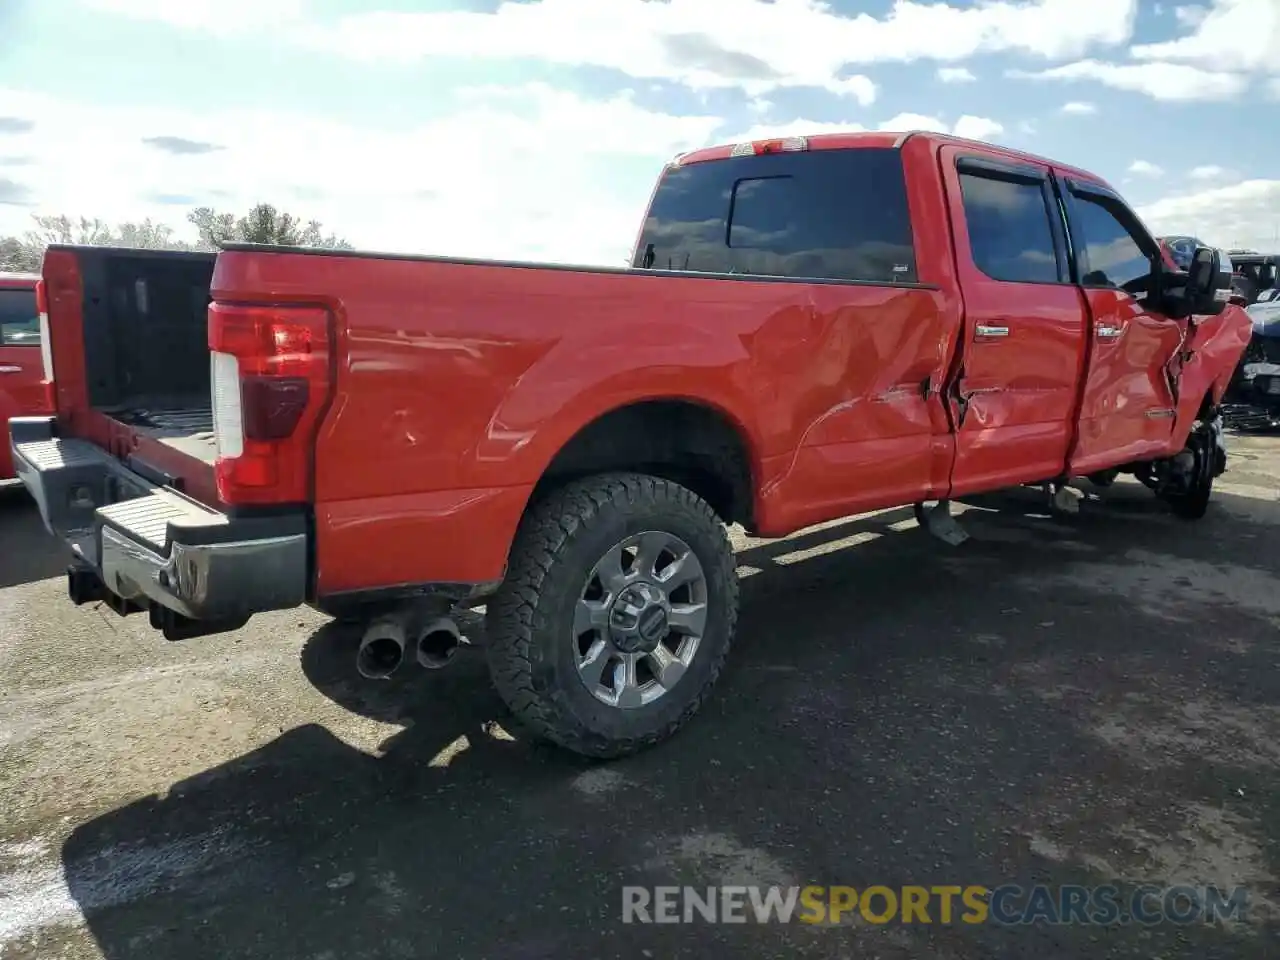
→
(42, 246, 221, 486)
(107, 403, 217, 463)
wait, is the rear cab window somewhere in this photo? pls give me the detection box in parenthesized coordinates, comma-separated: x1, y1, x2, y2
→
(0, 287, 40, 346)
(633, 147, 918, 284)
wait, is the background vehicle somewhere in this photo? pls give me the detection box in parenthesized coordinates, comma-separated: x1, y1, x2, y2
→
(1226, 252, 1278, 305)
(9, 132, 1248, 759)
(1159, 234, 1209, 271)
(1224, 291, 1280, 429)
(0, 272, 53, 481)
(1216, 254, 1279, 426)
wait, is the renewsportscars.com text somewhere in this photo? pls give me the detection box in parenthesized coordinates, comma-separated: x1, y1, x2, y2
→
(621, 884, 1249, 926)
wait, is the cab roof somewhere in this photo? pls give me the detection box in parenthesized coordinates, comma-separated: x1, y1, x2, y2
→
(674, 129, 1105, 187)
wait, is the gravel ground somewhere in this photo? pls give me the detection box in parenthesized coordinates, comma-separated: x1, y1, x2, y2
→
(1, 437, 1279, 960)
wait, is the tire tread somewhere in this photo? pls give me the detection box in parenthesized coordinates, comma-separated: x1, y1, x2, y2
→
(486, 473, 738, 759)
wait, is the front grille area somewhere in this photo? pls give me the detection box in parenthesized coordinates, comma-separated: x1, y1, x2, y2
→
(1246, 335, 1280, 365)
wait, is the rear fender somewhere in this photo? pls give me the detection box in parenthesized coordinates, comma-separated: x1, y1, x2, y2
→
(475, 323, 763, 490)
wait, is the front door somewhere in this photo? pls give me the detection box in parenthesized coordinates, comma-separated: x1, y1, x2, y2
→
(1058, 178, 1185, 476)
(0, 284, 50, 480)
(940, 149, 1089, 497)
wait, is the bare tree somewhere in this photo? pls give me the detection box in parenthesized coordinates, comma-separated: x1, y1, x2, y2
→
(1, 215, 121, 272)
(188, 203, 351, 250)
(0, 235, 36, 273)
(1, 204, 350, 273)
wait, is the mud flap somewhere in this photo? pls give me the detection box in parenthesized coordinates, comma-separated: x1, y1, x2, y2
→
(1048, 481, 1083, 516)
(918, 500, 970, 546)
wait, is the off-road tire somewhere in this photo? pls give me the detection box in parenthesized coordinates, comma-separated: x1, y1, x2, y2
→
(485, 473, 739, 759)
(1164, 420, 1214, 521)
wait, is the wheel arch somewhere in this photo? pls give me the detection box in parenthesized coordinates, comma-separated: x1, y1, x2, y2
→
(527, 396, 760, 530)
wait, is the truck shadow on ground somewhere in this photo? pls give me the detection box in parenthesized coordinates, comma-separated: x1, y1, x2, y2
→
(60, 484, 1280, 960)
(0, 484, 70, 590)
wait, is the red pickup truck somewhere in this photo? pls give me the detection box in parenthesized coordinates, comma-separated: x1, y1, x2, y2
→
(10, 131, 1249, 759)
(0, 272, 54, 481)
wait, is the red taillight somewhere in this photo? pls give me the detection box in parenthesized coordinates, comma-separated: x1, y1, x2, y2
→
(729, 136, 809, 157)
(208, 302, 331, 506)
(35, 279, 54, 388)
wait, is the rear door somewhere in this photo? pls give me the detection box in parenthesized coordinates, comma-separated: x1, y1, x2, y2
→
(0, 282, 51, 480)
(1057, 177, 1185, 475)
(939, 148, 1088, 495)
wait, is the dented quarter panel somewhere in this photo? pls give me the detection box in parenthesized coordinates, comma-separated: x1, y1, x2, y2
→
(212, 249, 960, 595)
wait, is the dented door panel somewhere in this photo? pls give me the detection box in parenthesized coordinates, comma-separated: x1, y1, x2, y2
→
(1059, 177, 1186, 476)
(1070, 289, 1185, 474)
(937, 147, 1088, 497)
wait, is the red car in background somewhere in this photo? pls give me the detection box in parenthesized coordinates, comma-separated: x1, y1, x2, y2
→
(0, 272, 54, 481)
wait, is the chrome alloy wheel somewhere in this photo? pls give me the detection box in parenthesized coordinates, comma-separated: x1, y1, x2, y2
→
(573, 530, 709, 709)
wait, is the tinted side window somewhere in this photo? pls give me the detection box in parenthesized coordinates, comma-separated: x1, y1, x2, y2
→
(958, 172, 1060, 284)
(633, 161, 732, 274)
(633, 147, 917, 283)
(1071, 195, 1153, 294)
(0, 289, 40, 346)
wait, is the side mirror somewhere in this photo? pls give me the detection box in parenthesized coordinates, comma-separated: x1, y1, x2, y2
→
(1186, 246, 1233, 316)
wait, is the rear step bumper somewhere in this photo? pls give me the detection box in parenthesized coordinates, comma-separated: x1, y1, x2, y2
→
(10, 416, 308, 636)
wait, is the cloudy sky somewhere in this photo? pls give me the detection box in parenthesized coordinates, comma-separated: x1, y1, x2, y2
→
(0, 0, 1277, 265)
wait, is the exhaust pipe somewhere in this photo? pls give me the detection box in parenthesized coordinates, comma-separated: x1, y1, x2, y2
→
(67, 565, 107, 606)
(415, 617, 462, 670)
(357, 617, 408, 680)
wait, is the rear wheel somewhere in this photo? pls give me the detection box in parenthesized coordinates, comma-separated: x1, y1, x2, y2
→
(486, 473, 739, 759)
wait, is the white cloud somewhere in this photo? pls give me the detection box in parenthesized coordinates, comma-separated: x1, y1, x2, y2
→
(1269, 77, 1280, 98)
(728, 119, 867, 143)
(1173, 5, 1209, 27)
(825, 76, 878, 105)
(1060, 101, 1098, 114)
(0, 85, 724, 267)
(1138, 179, 1280, 251)
(937, 67, 977, 83)
(1009, 59, 1249, 100)
(0, 84, 1011, 268)
(1132, 0, 1280, 75)
(1128, 159, 1165, 177)
(729, 113, 1005, 144)
(1189, 164, 1228, 179)
(83, 0, 1142, 100)
(950, 115, 1006, 141)
(83, 0, 305, 34)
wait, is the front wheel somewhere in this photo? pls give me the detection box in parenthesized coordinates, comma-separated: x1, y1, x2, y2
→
(486, 473, 739, 759)
(1162, 418, 1218, 520)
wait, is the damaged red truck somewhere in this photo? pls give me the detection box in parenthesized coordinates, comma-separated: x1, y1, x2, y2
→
(10, 131, 1250, 759)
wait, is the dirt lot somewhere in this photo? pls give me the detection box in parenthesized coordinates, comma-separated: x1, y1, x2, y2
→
(2, 438, 1279, 960)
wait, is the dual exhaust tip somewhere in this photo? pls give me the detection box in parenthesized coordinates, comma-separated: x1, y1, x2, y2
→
(356, 615, 464, 680)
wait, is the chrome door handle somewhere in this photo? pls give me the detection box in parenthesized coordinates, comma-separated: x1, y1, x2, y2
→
(0, 365, 22, 374)
(1097, 324, 1123, 340)
(975, 324, 1009, 338)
